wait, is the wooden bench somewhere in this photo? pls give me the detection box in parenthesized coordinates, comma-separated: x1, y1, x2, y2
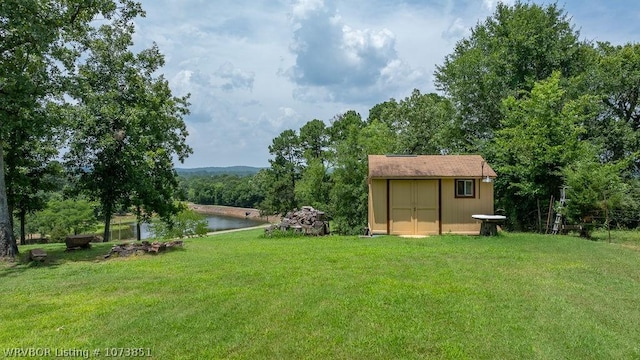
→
(29, 248, 47, 262)
(472, 214, 507, 236)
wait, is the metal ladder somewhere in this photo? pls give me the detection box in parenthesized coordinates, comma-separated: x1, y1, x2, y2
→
(551, 187, 567, 235)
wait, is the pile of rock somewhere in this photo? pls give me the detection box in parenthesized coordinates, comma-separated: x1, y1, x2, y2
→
(265, 206, 330, 236)
(104, 240, 183, 258)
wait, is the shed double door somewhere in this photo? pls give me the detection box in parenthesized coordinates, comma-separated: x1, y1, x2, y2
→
(390, 180, 438, 235)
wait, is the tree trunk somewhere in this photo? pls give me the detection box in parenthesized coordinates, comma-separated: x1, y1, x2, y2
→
(136, 205, 141, 241)
(103, 202, 112, 242)
(0, 144, 18, 258)
(8, 203, 14, 233)
(19, 209, 26, 245)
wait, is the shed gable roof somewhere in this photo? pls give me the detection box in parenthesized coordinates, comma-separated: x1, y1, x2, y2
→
(368, 155, 497, 178)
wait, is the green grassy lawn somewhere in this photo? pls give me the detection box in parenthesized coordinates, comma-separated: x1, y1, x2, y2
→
(2, 231, 639, 359)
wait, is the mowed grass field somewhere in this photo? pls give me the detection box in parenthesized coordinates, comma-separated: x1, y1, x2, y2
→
(1, 230, 639, 359)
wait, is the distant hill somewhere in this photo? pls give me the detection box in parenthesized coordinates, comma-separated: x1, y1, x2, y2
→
(175, 166, 264, 177)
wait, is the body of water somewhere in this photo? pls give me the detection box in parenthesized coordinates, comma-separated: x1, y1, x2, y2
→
(109, 214, 266, 240)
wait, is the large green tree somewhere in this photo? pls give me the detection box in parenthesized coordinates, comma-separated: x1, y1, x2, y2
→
(562, 149, 630, 229)
(0, 0, 123, 258)
(326, 110, 366, 166)
(296, 119, 330, 210)
(64, 5, 191, 242)
(260, 129, 301, 215)
(298, 119, 328, 164)
(372, 89, 455, 155)
(583, 42, 640, 169)
(329, 115, 394, 235)
(490, 72, 595, 229)
(5, 134, 63, 244)
(295, 158, 330, 210)
(434, 1, 588, 153)
(30, 197, 98, 241)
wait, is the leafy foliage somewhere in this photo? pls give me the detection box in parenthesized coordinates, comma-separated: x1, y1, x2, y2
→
(299, 119, 328, 163)
(294, 158, 331, 211)
(259, 228, 302, 239)
(259, 130, 302, 215)
(0, 0, 137, 258)
(64, 5, 191, 241)
(179, 174, 264, 208)
(584, 42, 640, 170)
(373, 89, 455, 154)
(490, 73, 593, 229)
(148, 208, 208, 239)
(329, 119, 368, 235)
(28, 197, 99, 241)
(563, 153, 631, 226)
(434, 1, 587, 153)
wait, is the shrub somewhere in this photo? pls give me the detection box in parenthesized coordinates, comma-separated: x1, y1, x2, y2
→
(260, 229, 302, 239)
(50, 226, 69, 243)
(148, 209, 209, 239)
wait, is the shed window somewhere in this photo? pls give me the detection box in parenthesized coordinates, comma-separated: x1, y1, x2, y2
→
(455, 179, 475, 198)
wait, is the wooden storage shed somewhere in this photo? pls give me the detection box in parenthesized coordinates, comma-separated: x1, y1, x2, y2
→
(368, 155, 497, 235)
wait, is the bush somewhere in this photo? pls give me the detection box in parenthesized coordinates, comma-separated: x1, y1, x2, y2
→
(148, 209, 209, 239)
(50, 226, 69, 243)
(29, 198, 99, 239)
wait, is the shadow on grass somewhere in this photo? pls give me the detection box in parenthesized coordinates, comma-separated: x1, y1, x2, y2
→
(1, 241, 186, 277)
(0, 243, 110, 277)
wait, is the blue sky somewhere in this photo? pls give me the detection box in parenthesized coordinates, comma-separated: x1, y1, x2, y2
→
(132, 0, 640, 168)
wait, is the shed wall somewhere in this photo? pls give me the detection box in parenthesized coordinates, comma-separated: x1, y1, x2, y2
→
(440, 179, 494, 234)
(368, 178, 495, 235)
(368, 179, 388, 234)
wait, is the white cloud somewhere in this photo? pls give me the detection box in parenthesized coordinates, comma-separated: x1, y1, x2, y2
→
(286, 0, 427, 104)
(268, 106, 302, 128)
(130, 0, 640, 167)
(292, 0, 326, 19)
(482, 0, 515, 10)
(215, 62, 255, 92)
(442, 17, 468, 40)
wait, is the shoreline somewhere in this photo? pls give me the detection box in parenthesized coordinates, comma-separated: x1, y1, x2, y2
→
(187, 203, 280, 223)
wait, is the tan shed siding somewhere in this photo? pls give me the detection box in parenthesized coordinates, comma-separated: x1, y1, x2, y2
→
(389, 180, 414, 235)
(481, 181, 495, 214)
(441, 179, 495, 234)
(388, 180, 439, 235)
(415, 180, 439, 235)
(368, 179, 388, 234)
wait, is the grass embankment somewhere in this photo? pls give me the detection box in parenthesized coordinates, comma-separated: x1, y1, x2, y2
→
(1, 231, 639, 359)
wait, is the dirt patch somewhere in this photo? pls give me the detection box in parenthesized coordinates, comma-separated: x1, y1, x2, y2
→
(620, 243, 640, 252)
(187, 203, 280, 223)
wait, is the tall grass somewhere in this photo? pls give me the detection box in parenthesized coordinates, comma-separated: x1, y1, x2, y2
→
(1, 231, 639, 359)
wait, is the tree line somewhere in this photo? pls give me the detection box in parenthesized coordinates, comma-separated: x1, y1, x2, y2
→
(0, 1, 190, 258)
(256, 2, 640, 234)
(178, 174, 263, 209)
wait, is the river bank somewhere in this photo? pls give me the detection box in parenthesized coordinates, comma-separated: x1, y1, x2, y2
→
(187, 204, 280, 223)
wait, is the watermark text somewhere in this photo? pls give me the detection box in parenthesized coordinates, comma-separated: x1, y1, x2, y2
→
(4, 347, 152, 358)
